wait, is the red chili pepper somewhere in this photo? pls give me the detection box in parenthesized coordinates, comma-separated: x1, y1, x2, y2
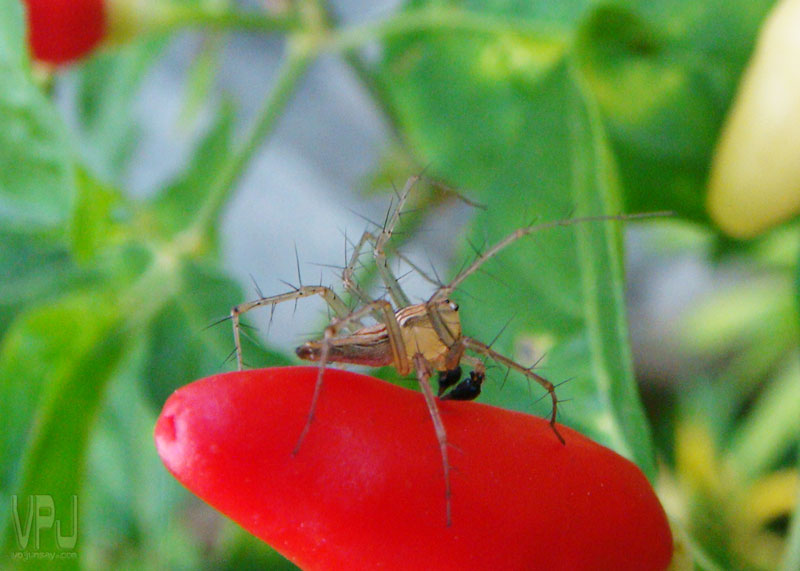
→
(155, 367, 673, 570)
(23, 0, 106, 65)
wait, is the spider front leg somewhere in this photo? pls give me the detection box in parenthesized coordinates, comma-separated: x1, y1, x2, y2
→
(342, 175, 419, 309)
(230, 285, 351, 370)
(429, 212, 668, 305)
(413, 353, 454, 527)
(341, 229, 382, 306)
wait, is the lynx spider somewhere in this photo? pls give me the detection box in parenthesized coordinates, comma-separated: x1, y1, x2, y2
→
(230, 176, 658, 526)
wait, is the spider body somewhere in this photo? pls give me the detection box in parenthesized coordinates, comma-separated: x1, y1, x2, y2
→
(295, 299, 481, 402)
(295, 299, 461, 372)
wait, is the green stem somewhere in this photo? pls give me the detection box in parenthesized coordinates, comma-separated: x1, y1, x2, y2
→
(139, 4, 567, 48)
(109, 2, 301, 43)
(189, 45, 313, 240)
(164, 8, 299, 33)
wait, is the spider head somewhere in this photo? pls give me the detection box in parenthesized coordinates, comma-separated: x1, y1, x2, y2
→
(425, 298, 462, 344)
(434, 298, 460, 329)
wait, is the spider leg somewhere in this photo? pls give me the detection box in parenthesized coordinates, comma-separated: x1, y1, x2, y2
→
(295, 176, 424, 454)
(342, 229, 381, 306)
(342, 175, 420, 312)
(293, 298, 411, 455)
(429, 212, 670, 303)
(412, 353, 453, 527)
(372, 175, 419, 308)
(461, 337, 565, 445)
(418, 213, 668, 436)
(230, 285, 351, 371)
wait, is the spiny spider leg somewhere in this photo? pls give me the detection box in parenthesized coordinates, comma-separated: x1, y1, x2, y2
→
(373, 175, 418, 308)
(341, 229, 382, 306)
(292, 298, 411, 455)
(461, 337, 565, 444)
(413, 353, 454, 527)
(230, 285, 351, 370)
(290, 251, 465, 528)
(426, 310, 564, 443)
(238, 178, 422, 456)
(426, 312, 563, 441)
(430, 212, 670, 304)
(342, 175, 419, 309)
(338, 174, 419, 325)
(342, 176, 419, 307)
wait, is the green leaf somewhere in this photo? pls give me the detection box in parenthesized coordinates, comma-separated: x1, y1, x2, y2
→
(726, 359, 800, 483)
(797, 240, 800, 344)
(0, 231, 88, 337)
(179, 34, 225, 127)
(0, 0, 75, 232)
(70, 168, 127, 261)
(562, 73, 656, 468)
(0, 292, 125, 559)
(214, 521, 299, 570)
(0, 250, 183, 558)
(783, 447, 800, 571)
(378, 3, 656, 475)
(0, 19, 75, 232)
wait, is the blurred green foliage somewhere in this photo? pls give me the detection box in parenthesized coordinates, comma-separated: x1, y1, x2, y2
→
(1, 0, 798, 569)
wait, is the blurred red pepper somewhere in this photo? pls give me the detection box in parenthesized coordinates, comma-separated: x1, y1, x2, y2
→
(23, 0, 107, 65)
(155, 367, 673, 570)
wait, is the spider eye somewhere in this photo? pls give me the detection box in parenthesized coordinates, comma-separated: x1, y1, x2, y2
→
(442, 298, 458, 311)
